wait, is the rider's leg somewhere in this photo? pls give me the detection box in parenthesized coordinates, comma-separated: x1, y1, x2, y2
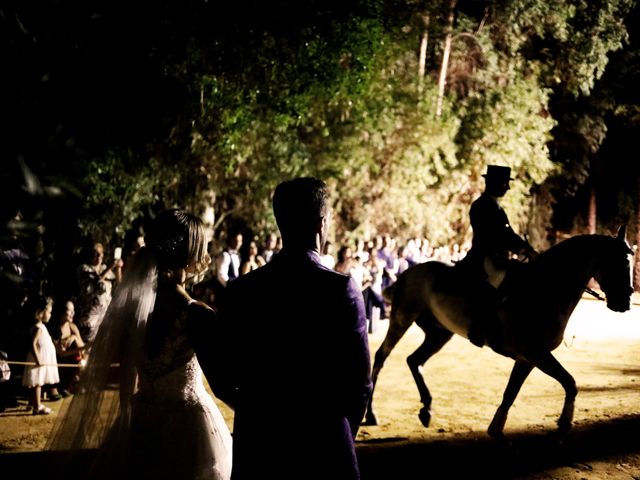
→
(456, 253, 491, 347)
(467, 281, 500, 348)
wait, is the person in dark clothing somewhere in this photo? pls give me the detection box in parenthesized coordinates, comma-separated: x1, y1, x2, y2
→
(199, 177, 372, 479)
(461, 165, 536, 348)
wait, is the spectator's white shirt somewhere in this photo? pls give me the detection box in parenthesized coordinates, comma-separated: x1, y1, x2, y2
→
(216, 250, 241, 287)
(320, 254, 335, 270)
(349, 263, 368, 290)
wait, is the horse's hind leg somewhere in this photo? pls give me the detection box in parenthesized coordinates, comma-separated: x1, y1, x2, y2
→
(407, 322, 453, 428)
(363, 308, 415, 426)
(488, 360, 534, 440)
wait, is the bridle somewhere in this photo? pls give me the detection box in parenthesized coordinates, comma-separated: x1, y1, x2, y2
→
(584, 287, 605, 301)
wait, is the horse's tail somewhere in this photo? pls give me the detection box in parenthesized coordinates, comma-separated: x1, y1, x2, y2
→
(382, 283, 395, 303)
(383, 267, 413, 303)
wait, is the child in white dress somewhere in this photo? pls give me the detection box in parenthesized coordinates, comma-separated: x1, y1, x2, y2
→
(22, 295, 59, 415)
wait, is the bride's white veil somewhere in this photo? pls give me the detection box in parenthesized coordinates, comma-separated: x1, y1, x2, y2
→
(46, 246, 158, 452)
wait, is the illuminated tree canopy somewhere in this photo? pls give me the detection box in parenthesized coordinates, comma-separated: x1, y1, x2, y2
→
(1, 0, 639, 292)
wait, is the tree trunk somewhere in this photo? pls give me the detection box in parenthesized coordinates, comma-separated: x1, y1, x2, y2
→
(634, 175, 640, 291)
(587, 184, 597, 234)
(418, 14, 430, 91)
(436, 0, 456, 118)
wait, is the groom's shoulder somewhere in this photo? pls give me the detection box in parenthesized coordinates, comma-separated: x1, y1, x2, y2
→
(315, 263, 352, 285)
(226, 260, 274, 290)
(227, 255, 352, 291)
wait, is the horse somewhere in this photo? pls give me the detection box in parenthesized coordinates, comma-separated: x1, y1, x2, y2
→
(363, 227, 634, 441)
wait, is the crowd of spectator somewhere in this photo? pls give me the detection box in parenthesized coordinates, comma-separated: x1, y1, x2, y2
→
(193, 232, 470, 333)
(0, 217, 469, 414)
(0, 232, 123, 413)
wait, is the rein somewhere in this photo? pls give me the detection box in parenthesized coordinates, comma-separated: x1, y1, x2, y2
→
(563, 288, 605, 348)
(585, 287, 606, 301)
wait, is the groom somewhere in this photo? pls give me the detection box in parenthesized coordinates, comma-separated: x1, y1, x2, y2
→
(204, 177, 372, 479)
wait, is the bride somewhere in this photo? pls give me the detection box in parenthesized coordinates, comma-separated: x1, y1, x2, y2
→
(47, 209, 232, 480)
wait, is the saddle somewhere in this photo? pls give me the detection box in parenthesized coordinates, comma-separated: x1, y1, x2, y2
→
(453, 254, 529, 353)
(453, 253, 529, 302)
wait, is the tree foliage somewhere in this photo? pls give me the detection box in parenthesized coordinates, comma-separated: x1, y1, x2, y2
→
(1, 0, 638, 292)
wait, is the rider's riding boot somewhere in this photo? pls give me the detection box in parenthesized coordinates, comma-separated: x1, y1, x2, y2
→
(467, 322, 485, 348)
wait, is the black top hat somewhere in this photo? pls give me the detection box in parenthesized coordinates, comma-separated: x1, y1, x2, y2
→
(482, 165, 513, 182)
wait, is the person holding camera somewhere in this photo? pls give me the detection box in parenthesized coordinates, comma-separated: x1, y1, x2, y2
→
(75, 242, 123, 343)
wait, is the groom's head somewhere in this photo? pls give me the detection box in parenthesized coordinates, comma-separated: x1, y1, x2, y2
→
(273, 177, 330, 249)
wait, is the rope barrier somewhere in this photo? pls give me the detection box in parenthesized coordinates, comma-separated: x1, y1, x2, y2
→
(4, 360, 85, 368)
(3, 360, 119, 368)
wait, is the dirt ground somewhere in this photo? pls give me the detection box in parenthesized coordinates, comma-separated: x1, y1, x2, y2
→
(1, 294, 639, 479)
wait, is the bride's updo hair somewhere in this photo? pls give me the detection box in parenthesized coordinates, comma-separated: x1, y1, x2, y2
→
(145, 209, 209, 276)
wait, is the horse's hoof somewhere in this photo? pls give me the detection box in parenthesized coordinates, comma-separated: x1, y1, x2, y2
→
(487, 425, 501, 440)
(418, 407, 432, 427)
(488, 430, 520, 453)
(555, 424, 572, 441)
(362, 413, 379, 426)
(556, 419, 572, 436)
(548, 429, 568, 445)
(488, 421, 508, 442)
(489, 430, 509, 445)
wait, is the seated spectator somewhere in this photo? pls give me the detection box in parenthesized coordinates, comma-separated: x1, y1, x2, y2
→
(240, 241, 266, 275)
(0, 350, 15, 412)
(51, 300, 85, 396)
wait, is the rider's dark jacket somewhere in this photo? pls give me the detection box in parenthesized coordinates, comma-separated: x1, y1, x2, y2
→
(466, 193, 530, 271)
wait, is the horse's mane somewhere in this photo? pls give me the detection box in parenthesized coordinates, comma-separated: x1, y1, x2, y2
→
(536, 234, 609, 264)
(526, 234, 624, 287)
(516, 235, 611, 284)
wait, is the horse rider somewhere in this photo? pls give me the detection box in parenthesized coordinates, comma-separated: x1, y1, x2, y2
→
(460, 165, 536, 349)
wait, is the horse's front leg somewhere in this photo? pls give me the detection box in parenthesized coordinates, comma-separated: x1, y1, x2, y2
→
(363, 347, 388, 425)
(529, 351, 577, 434)
(363, 309, 415, 426)
(488, 360, 534, 440)
(406, 326, 453, 427)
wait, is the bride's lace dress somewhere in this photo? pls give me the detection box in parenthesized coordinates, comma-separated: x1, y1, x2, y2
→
(98, 305, 233, 480)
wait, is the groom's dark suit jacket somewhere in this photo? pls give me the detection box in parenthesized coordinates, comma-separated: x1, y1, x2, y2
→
(204, 247, 372, 480)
